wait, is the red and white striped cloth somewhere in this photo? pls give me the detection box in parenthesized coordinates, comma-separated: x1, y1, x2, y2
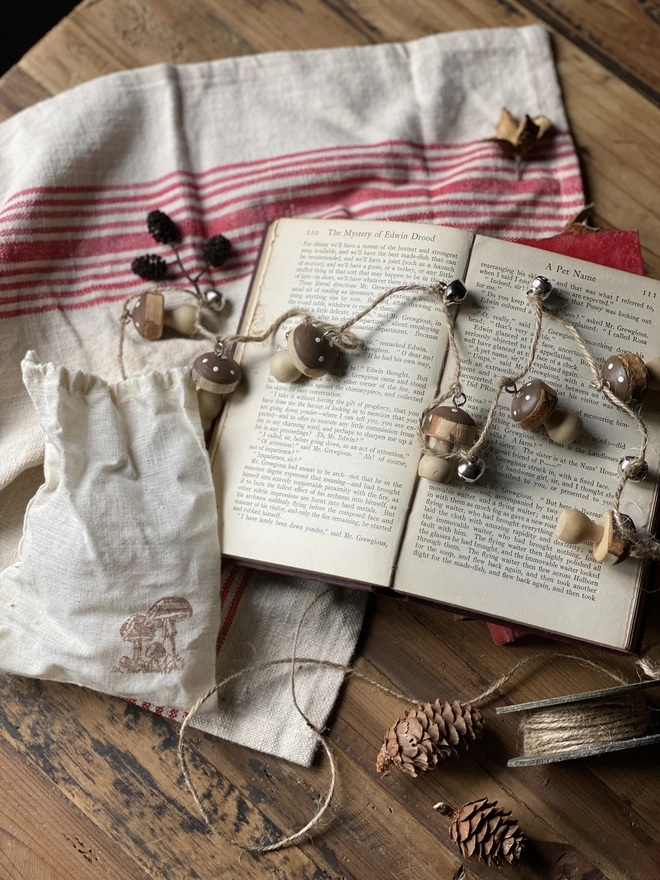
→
(0, 26, 584, 764)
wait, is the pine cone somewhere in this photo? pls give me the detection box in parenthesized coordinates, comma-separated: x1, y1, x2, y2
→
(147, 210, 180, 244)
(448, 797, 524, 866)
(131, 253, 168, 281)
(376, 699, 483, 777)
(203, 234, 232, 267)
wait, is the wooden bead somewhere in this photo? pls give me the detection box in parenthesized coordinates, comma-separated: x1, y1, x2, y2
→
(602, 352, 648, 404)
(287, 323, 338, 378)
(270, 349, 302, 383)
(163, 304, 198, 336)
(511, 379, 581, 444)
(646, 356, 660, 391)
(511, 379, 558, 429)
(196, 389, 224, 430)
(422, 406, 477, 446)
(191, 351, 242, 394)
(543, 407, 583, 444)
(418, 408, 477, 483)
(417, 440, 454, 484)
(556, 509, 631, 565)
(132, 291, 164, 340)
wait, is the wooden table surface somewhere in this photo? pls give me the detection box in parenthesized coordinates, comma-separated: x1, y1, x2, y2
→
(2, 2, 660, 879)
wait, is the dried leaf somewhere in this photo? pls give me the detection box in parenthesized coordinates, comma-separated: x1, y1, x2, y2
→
(491, 107, 552, 178)
(563, 203, 601, 234)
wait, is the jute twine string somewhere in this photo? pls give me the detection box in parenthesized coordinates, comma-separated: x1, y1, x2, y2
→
(416, 292, 545, 464)
(118, 272, 660, 555)
(178, 588, 422, 854)
(522, 697, 649, 756)
(539, 305, 656, 558)
(179, 601, 659, 851)
(421, 279, 659, 560)
(214, 282, 450, 355)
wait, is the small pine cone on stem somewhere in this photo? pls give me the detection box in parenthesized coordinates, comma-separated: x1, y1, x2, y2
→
(131, 253, 168, 281)
(203, 234, 232, 267)
(376, 699, 483, 777)
(147, 209, 180, 244)
(435, 798, 525, 867)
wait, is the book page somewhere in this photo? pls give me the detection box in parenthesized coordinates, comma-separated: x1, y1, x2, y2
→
(394, 236, 660, 648)
(212, 218, 474, 585)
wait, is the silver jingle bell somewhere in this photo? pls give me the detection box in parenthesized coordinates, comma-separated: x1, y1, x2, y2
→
(204, 289, 225, 311)
(457, 456, 485, 483)
(444, 279, 468, 305)
(618, 455, 649, 481)
(529, 275, 553, 300)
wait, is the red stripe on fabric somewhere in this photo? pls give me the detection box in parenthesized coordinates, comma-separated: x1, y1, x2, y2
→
(0, 188, 589, 301)
(0, 149, 580, 219)
(5, 153, 581, 222)
(1, 134, 577, 206)
(0, 161, 582, 236)
(219, 564, 240, 604)
(0, 174, 583, 264)
(216, 568, 251, 654)
(0, 229, 262, 279)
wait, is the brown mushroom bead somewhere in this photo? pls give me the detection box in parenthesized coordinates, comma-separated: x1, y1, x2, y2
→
(270, 322, 339, 383)
(288, 323, 338, 378)
(602, 352, 649, 403)
(601, 353, 648, 404)
(418, 405, 477, 484)
(191, 351, 242, 428)
(132, 291, 165, 340)
(556, 508, 634, 565)
(511, 379, 582, 444)
(163, 303, 198, 336)
(132, 291, 199, 339)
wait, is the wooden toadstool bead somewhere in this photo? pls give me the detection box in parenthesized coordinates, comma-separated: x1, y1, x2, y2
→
(418, 406, 477, 484)
(555, 509, 633, 565)
(511, 379, 582, 444)
(132, 291, 199, 339)
(270, 322, 339, 383)
(132, 291, 165, 340)
(601, 353, 648, 404)
(601, 351, 660, 405)
(191, 350, 242, 429)
(163, 303, 198, 336)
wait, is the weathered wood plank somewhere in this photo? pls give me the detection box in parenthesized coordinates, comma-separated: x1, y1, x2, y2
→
(0, 67, 53, 122)
(2, 1, 660, 878)
(357, 595, 660, 879)
(514, 0, 660, 107)
(0, 736, 152, 880)
(0, 675, 337, 880)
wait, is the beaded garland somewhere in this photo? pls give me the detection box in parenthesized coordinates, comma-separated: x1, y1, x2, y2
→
(120, 211, 660, 566)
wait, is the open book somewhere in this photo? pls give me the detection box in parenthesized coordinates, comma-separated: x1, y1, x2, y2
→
(210, 218, 660, 651)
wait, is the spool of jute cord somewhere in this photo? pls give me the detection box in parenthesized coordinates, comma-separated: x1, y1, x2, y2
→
(475, 652, 660, 767)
